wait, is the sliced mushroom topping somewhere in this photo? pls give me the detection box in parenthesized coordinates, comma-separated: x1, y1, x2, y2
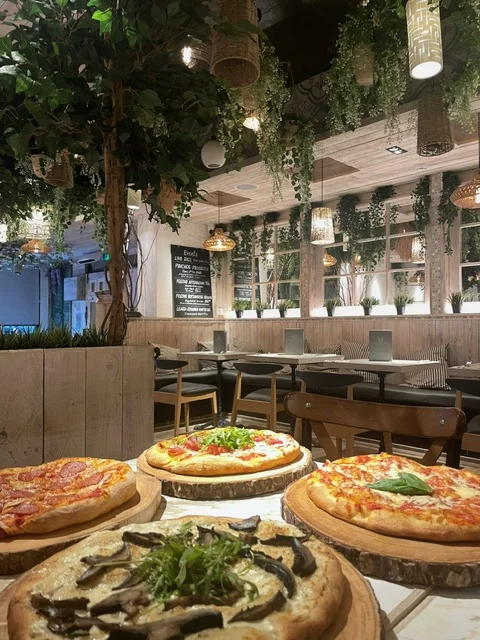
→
(82, 542, 131, 566)
(47, 614, 113, 634)
(259, 533, 309, 546)
(113, 571, 145, 591)
(164, 591, 240, 611)
(31, 594, 89, 611)
(197, 525, 215, 546)
(106, 610, 222, 638)
(76, 564, 106, 586)
(228, 590, 286, 623)
(90, 585, 150, 617)
(228, 515, 261, 532)
(291, 537, 317, 577)
(122, 530, 166, 548)
(252, 552, 296, 598)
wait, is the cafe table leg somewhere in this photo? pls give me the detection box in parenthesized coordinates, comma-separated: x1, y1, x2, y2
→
(376, 372, 392, 453)
(216, 361, 226, 427)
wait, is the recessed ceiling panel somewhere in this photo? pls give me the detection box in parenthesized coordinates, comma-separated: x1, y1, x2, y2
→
(312, 157, 359, 183)
(199, 191, 252, 207)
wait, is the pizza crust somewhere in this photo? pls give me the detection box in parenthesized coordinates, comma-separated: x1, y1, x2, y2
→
(8, 517, 345, 640)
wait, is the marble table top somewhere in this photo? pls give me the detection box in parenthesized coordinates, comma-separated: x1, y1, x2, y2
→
(243, 353, 343, 365)
(0, 458, 478, 640)
(448, 364, 480, 379)
(326, 359, 440, 374)
(178, 351, 251, 361)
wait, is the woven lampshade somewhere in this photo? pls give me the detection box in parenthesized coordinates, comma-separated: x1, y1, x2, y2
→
(450, 170, 480, 210)
(406, 0, 443, 80)
(159, 178, 181, 214)
(323, 250, 337, 267)
(203, 227, 236, 252)
(411, 236, 425, 262)
(311, 207, 335, 245)
(352, 44, 374, 87)
(417, 85, 453, 157)
(44, 151, 74, 189)
(21, 239, 50, 254)
(31, 154, 53, 179)
(211, 0, 260, 88)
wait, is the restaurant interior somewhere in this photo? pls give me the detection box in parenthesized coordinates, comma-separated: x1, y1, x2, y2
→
(0, 1, 480, 639)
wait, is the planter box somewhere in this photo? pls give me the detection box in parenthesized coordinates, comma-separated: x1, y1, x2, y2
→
(0, 346, 153, 468)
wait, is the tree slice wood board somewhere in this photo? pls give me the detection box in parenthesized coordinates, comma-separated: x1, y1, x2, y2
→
(137, 447, 315, 500)
(0, 474, 162, 575)
(282, 476, 480, 588)
(0, 544, 382, 640)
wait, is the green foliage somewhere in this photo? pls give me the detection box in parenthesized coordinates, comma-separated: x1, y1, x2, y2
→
(230, 216, 256, 264)
(438, 172, 461, 255)
(255, 300, 268, 311)
(360, 296, 380, 308)
(209, 250, 227, 280)
(277, 299, 294, 311)
(202, 427, 254, 450)
(302, 205, 312, 243)
(232, 299, 251, 311)
(259, 211, 279, 263)
(285, 118, 316, 206)
(447, 290, 466, 306)
(368, 472, 433, 496)
(0, 326, 111, 350)
(393, 293, 414, 306)
(412, 176, 431, 249)
(324, 297, 341, 311)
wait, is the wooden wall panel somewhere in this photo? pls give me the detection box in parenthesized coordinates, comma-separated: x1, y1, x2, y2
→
(126, 316, 480, 366)
(44, 349, 86, 461)
(122, 345, 154, 460)
(85, 347, 123, 459)
(0, 350, 43, 468)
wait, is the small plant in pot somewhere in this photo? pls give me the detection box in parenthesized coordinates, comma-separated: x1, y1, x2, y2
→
(255, 301, 268, 318)
(393, 293, 413, 316)
(360, 297, 380, 316)
(232, 299, 251, 319)
(324, 298, 341, 317)
(447, 291, 466, 314)
(277, 299, 294, 318)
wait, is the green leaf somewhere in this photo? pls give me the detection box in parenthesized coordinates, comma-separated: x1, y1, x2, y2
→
(92, 9, 112, 22)
(56, 0, 68, 7)
(137, 20, 151, 40)
(167, 1, 180, 17)
(367, 473, 433, 496)
(151, 4, 166, 24)
(137, 88, 162, 109)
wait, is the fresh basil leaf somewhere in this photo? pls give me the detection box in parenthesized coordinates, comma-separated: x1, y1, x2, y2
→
(399, 472, 433, 495)
(367, 473, 433, 496)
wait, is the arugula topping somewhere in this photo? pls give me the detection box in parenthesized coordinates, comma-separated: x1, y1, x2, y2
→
(136, 527, 258, 605)
(367, 472, 433, 496)
(202, 427, 254, 450)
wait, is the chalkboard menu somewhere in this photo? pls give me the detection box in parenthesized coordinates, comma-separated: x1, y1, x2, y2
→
(171, 245, 213, 318)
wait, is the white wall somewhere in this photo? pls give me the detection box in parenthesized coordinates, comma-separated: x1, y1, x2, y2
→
(137, 210, 210, 318)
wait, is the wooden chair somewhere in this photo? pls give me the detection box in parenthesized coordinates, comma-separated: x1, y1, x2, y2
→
(231, 363, 288, 431)
(447, 377, 480, 455)
(295, 371, 365, 455)
(285, 392, 466, 467)
(154, 359, 218, 436)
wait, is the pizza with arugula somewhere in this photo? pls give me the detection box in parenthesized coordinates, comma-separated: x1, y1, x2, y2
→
(145, 428, 300, 476)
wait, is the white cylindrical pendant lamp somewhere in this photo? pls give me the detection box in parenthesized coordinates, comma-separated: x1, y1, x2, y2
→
(127, 189, 142, 210)
(406, 0, 443, 80)
(201, 140, 226, 169)
(311, 207, 335, 245)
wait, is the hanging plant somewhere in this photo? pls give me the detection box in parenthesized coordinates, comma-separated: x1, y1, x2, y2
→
(335, 194, 361, 258)
(412, 176, 431, 248)
(302, 205, 312, 243)
(229, 216, 257, 272)
(438, 172, 461, 255)
(288, 206, 301, 246)
(364, 185, 397, 237)
(259, 211, 279, 262)
(285, 118, 316, 206)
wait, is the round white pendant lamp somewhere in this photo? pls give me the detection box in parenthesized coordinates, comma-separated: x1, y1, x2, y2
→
(201, 140, 226, 169)
(406, 0, 443, 80)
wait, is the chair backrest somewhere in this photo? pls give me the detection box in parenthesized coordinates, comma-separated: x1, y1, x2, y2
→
(233, 362, 284, 376)
(446, 377, 480, 397)
(285, 392, 466, 465)
(155, 358, 188, 371)
(296, 371, 364, 389)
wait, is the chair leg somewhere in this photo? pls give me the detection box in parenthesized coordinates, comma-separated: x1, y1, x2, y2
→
(336, 437, 343, 456)
(345, 433, 355, 457)
(184, 402, 190, 434)
(383, 432, 393, 454)
(270, 404, 277, 432)
(230, 397, 238, 426)
(293, 417, 302, 443)
(211, 393, 218, 428)
(174, 401, 182, 437)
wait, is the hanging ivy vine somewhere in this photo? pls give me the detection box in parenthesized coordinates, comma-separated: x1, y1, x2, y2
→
(335, 194, 360, 260)
(259, 211, 279, 262)
(302, 205, 312, 243)
(438, 172, 461, 255)
(229, 216, 257, 273)
(412, 176, 431, 249)
(285, 119, 316, 207)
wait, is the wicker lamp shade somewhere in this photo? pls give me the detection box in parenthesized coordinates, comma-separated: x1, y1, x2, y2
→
(323, 250, 337, 267)
(44, 151, 74, 188)
(451, 113, 480, 209)
(406, 0, 443, 80)
(21, 239, 50, 254)
(352, 44, 374, 87)
(417, 85, 453, 157)
(311, 207, 335, 245)
(203, 227, 236, 252)
(211, 0, 260, 88)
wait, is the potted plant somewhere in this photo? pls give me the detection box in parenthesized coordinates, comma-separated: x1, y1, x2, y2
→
(324, 298, 341, 317)
(232, 299, 251, 319)
(393, 293, 413, 316)
(255, 301, 268, 318)
(448, 291, 465, 314)
(277, 299, 294, 318)
(360, 297, 380, 316)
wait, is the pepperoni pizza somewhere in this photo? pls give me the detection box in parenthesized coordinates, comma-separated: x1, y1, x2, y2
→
(0, 458, 136, 537)
(145, 427, 300, 476)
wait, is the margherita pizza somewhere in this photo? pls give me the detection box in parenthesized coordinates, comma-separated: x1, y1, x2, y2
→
(145, 428, 300, 476)
(8, 516, 344, 640)
(307, 453, 480, 542)
(0, 458, 136, 537)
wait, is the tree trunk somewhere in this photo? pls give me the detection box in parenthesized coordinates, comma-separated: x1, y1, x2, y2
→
(104, 80, 127, 345)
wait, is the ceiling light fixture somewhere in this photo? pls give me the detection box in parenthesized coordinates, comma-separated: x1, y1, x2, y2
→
(201, 140, 226, 169)
(243, 115, 260, 132)
(406, 0, 443, 80)
(450, 113, 480, 209)
(20, 239, 50, 254)
(181, 46, 192, 66)
(127, 189, 141, 210)
(311, 158, 335, 246)
(323, 250, 337, 268)
(386, 145, 408, 155)
(203, 193, 236, 252)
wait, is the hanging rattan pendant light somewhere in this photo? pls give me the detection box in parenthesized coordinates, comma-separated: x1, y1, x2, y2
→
(417, 84, 453, 157)
(323, 250, 337, 267)
(451, 113, 480, 209)
(21, 239, 50, 254)
(406, 0, 443, 80)
(203, 193, 236, 252)
(311, 159, 335, 246)
(211, 0, 260, 89)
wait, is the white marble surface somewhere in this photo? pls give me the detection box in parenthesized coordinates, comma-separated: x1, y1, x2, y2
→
(243, 353, 342, 365)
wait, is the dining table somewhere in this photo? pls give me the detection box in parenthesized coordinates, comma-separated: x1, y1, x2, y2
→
(1, 457, 478, 640)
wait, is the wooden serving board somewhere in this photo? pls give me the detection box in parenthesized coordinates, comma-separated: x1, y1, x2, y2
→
(0, 474, 162, 575)
(137, 447, 315, 500)
(282, 476, 480, 588)
(0, 545, 382, 640)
